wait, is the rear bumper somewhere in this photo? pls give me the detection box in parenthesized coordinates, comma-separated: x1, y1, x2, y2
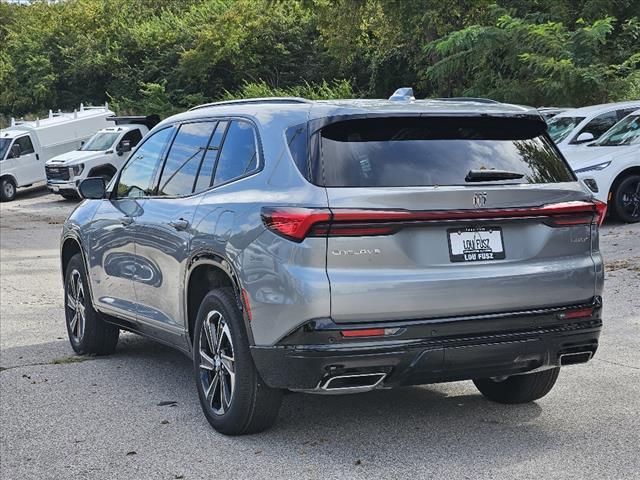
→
(251, 300, 602, 391)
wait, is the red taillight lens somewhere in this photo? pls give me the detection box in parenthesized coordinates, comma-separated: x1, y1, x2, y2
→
(559, 307, 594, 320)
(262, 201, 606, 242)
(593, 199, 607, 226)
(261, 207, 331, 242)
(340, 328, 385, 338)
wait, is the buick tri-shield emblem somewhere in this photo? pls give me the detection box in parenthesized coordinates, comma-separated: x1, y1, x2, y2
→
(473, 192, 487, 208)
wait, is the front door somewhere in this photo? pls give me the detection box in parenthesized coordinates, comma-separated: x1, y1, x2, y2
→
(87, 198, 144, 324)
(11, 135, 41, 185)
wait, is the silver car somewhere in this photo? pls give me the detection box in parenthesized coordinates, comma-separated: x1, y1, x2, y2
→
(60, 93, 606, 435)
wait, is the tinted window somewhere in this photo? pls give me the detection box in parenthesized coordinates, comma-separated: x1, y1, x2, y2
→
(575, 112, 617, 142)
(213, 120, 258, 186)
(158, 122, 216, 196)
(318, 117, 574, 187)
(117, 127, 174, 198)
(121, 128, 143, 147)
(15, 136, 35, 155)
(286, 124, 308, 178)
(194, 121, 228, 193)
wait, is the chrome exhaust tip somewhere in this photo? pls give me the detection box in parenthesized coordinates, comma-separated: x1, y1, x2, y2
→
(559, 351, 593, 366)
(320, 372, 387, 393)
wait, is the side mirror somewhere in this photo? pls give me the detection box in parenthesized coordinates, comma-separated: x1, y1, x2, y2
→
(9, 144, 21, 158)
(79, 177, 106, 199)
(575, 132, 595, 144)
(117, 140, 132, 156)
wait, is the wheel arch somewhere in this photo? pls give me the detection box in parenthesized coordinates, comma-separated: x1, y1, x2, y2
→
(184, 252, 252, 349)
(61, 235, 83, 280)
(0, 173, 18, 187)
(610, 166, 640, 198)
(87, 164, 117, 179)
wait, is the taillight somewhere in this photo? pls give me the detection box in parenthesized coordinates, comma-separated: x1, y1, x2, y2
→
(262, 201, 606, 242)
(261, 207, 331, 242)
(593, 199, 607, 226)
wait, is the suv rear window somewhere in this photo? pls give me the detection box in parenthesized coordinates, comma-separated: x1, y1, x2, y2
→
(317, 117, 574, 187)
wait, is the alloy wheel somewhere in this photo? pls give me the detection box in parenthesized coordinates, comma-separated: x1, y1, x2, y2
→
(3, 181, 15, 199)
(198, 310, 236, 415)
(620, 178, 640, 220)
(66, 269, 86, 342)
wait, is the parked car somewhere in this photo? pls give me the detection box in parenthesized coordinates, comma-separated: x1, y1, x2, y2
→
(564, 109, 640, 222)
(45, 115, 159, 199)
(0, 104, 113, 201)
(537, 106, 567, 122)
(547, 101, 640, 154)
(60, 91, 605, 435)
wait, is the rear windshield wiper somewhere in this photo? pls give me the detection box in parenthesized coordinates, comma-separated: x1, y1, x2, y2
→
(465, 169, 524, 182)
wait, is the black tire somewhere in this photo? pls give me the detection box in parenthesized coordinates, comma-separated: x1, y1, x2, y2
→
(193, 288, 282, 435)
(60, 191, 80, 200)
(64, 253, 119, 355)
(611, 174, 640, 223)
(0, 177, 16, 202)
(473, 367, 560, 404)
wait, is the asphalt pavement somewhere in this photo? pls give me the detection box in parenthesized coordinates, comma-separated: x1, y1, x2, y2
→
(1, 187, 639, 479)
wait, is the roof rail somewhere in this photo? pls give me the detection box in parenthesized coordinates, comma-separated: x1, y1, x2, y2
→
(189, 97, 312, 111)
(435, 97, 500, 104)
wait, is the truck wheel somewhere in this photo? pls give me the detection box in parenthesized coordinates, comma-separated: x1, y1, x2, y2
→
(193, 288, 283, 435)
(0, 178, 16, 202)
(611, 174, 640, 223)
(473, 367, 560, 404)
(64, 253, 119, 355)
(61, 191, 80, 200)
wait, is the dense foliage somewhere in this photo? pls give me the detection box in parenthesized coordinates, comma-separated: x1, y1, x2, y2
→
(0, 0, 638, 123)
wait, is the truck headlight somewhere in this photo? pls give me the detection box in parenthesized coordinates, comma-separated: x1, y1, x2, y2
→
(69, 164, 84, 176)
(574, 161, 611, 174)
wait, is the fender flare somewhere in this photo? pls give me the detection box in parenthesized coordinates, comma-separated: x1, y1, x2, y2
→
(183, 249, 254, 348)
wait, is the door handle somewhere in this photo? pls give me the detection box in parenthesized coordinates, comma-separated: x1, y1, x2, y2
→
(169, 218, 190, 231)
(120, 216, 134, 226)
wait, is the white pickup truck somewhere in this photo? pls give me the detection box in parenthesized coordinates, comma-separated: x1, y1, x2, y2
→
(0, 105, 113, 201)
(45, 115, 160, 199)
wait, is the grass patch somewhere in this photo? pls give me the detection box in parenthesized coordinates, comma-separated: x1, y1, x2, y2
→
(51, 355, 94, 365)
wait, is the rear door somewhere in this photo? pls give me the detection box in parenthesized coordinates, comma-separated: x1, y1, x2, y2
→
(317, 116, 600, 323)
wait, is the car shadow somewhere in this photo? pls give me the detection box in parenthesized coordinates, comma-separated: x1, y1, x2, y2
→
(3, 334, 551, 468)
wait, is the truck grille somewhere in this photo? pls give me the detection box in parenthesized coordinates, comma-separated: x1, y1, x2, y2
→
(45, 166, 70, 181)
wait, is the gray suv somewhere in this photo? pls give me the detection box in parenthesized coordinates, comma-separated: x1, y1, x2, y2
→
(60, 94, 606, 435)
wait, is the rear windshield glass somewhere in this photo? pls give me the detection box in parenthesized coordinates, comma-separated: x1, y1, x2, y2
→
(319, 117, 574, 187)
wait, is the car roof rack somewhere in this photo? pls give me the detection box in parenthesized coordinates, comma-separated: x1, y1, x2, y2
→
(189, 97, 312, 111)
(107, 114, 161, 129)
(435, 97, 501, 104)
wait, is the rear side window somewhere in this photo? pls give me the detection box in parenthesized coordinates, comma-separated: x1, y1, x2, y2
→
(212, 120, 258, 186)
(318, 117, 574, 187)
(157, 121, 216, 196)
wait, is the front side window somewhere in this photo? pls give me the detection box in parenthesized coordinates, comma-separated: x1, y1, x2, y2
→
(157, 122, 217, 196)
(15, 135, 35, 155)
(116, 127, 174, 198)
(547, 116, 585, 143)
(212, 120, 258, 186)
(595, 114, 640, 146)
(318, 117, 574, 187)
(81, 132, 120, 151)
(574, 112, 618, 142)
(121, 129, 143, 148)
(0, 138, 11, 159)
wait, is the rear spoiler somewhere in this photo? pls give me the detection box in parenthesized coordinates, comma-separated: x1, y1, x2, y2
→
(107, 115, 160, 130)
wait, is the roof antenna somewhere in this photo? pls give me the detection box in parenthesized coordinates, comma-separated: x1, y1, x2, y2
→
(389, 87, 415, 101)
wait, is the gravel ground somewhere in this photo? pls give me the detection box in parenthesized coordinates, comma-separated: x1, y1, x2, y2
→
(1, 187, 639, 480)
